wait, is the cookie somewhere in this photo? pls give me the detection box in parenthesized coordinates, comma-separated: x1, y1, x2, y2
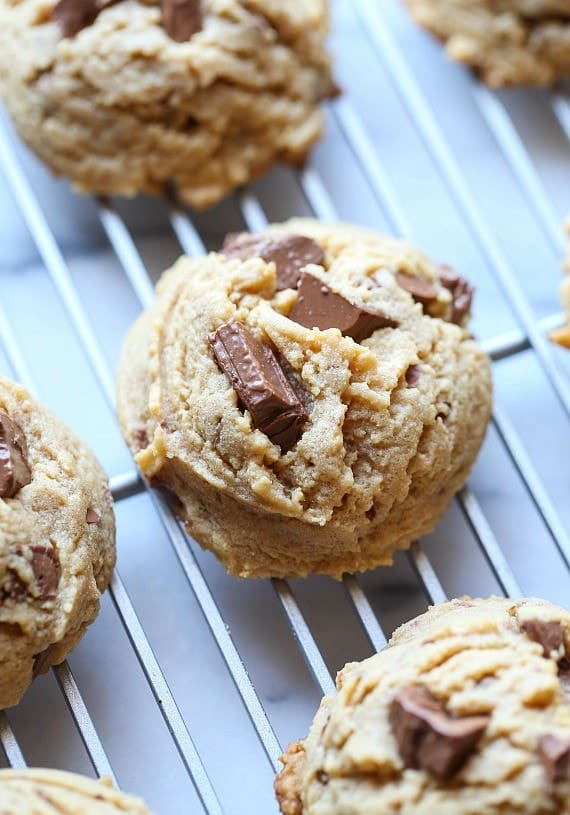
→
(0, 769, 154, 814)
(275, 596, 570, 815)
(117, 218, 492, 579)
(0, 0, 334, 210)
(551, 219, 570, 350)
(0, 376, 115, 709)
(406, 0, 570, 87)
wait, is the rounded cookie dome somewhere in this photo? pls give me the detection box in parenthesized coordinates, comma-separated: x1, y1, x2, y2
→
(276, 596, 570, 815)
(0, 769, 154, 814)
(0, 376, 115, 709)
(117, 218, 491, 578)
(0, 0, 333, 209)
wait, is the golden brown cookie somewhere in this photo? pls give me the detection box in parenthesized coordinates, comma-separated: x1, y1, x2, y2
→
(117, 219, 492, 579)
(0, 0, 333, 209)
(0, 376, 115, 708)
(276, 597, 570, 815)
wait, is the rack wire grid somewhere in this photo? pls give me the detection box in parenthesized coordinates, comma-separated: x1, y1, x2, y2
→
(0, 0, 569, 812)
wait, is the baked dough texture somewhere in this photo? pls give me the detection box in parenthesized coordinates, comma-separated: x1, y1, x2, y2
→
(117, 218, 492, 579)
(0, 769, 154, 814)
(406, 0, 570, 87)
(0, 376, 115, 709)
(275, 597, 570, 815)
(0, 0, 333, 209)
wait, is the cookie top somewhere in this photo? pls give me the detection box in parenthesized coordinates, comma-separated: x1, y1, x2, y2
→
(0, 0, 333, 208)
(0, 376, 115, 708)
(0, 769, 154, 814)
(117, 218, 491, 578)
(276, 597, 570, 815)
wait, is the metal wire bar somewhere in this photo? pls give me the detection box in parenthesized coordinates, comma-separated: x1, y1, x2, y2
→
(408, 542, 447, 605)
(271, 580, 335, 695)
(96, 198, 283, 773)
(472, 86, 564, 254)
(0, 713, 26, 769)
(53, 664, 117, 784)
(355, 0, 570, 417)
(342, 575, 387, 651)
(552, 96, 570, 140)
(109, 470, 143, 502)
(0, 133, 225, 814)
(483, 313, 562, 361)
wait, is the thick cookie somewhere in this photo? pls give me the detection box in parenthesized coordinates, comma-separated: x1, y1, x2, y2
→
(0, 0, 333, 209)
(117, 219, 492, 579)
(406, 0, 570, 87)
(0, 769, 154, 814)
(275, 597, 570, 815)
(552, 219, 570, 349)
(0, 376, 115, 709)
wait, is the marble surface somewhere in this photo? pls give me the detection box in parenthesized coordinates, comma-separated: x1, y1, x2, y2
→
(0, 0, 569, 813)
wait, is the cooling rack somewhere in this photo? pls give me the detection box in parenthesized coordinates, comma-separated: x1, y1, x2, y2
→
(0, 0, 568, 812)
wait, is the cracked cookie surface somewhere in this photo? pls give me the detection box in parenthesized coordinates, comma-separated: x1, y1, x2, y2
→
(275, 597, 570, 815)
(0, 0, 333, 209)
(0, 376, 115, 709)
(117, 218, 491, 579)
(406, 0, 570, 86)
(0, 769, 154, 814)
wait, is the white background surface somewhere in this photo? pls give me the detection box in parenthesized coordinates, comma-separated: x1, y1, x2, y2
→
(0, 0, 569, 812)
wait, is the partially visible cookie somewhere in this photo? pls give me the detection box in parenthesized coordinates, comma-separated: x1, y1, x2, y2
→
(0, 769, 154, 814)
(406, 0, 570, 87)
(117, 218, 492, 579)
(0, 0, 334, 209)
(0, 376, 115, 709)
(551, 219, 570, 350)
(276, 596, 570, 815)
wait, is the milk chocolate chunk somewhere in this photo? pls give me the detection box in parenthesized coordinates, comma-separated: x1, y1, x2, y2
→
(30, 546, 61, 601)
(405, 364, 423, 388)
(521, 619, 566, 659)
(208, 320, 307, 452)
(222, 233, 324, 291)
(389, 685, 489, 780)
(538, 734, 570, 783)
(86, 508, 101, 524)
(161, 0, 203, 42)
(439, 265, 474, 324)
(289, 273, 397, 341)
(395, 272, 438, 304)
(0, 413, 32, 499)
(54, 0, 121, 37)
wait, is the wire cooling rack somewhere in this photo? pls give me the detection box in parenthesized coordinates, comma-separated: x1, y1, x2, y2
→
(0, 1, 568, 812)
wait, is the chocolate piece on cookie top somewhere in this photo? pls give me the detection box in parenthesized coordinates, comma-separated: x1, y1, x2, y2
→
(289, 272, 397, 341)
(208, 319, 307, 452)
(30, 545, 61, 601)
(439, 265, 474, 325)
(395, 272, 438, 304)
(389, 685, 489, 780)
(222, 233, 325, 291)
(54, 0, 204, 41)
(538, 734, 570, 784)
(521, 619, 566, 660)
(0, 412, 32, 498)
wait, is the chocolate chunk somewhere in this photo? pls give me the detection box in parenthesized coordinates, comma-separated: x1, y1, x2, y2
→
(316, 771, 329, 785)
(396, 272, 438, 304)
(30, 546, 61, 601)
(521, 619, 566, 659)
(222, 233, 324, 291)
(161, 0, 203, 42)
(53, 0, 121, 37)
(538, 734, 570, 783)
(389, 685, 489, 780)
(405, 364, 423, 388)
(0, 413, 32, 499)
(32, 644, 55, 680)
(86, 508, 101, 524)
(289, 273, 397, 341)
(439, 265, 474, 325)
(208, 320, 307, 452)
